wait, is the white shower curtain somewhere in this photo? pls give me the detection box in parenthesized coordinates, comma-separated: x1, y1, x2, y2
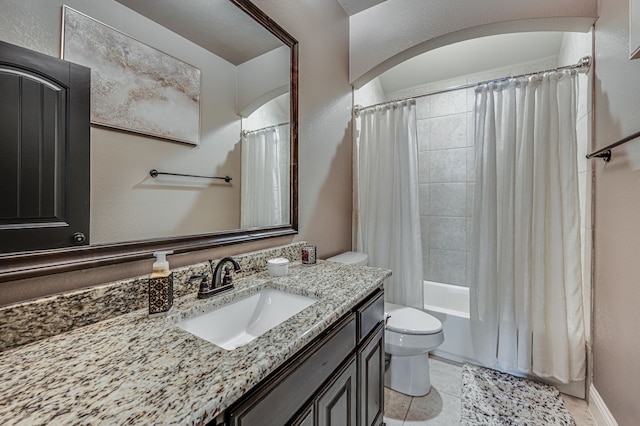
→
(241, 125, 289, 228)
(470, 70, 586, 383)
(355, 100, 424, 308)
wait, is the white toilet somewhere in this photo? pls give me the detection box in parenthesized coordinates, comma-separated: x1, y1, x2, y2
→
(384, 303, 444, 396)
(326, 251, 444, 396)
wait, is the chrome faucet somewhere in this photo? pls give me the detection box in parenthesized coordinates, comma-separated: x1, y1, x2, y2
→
(197, 257, 242, 299)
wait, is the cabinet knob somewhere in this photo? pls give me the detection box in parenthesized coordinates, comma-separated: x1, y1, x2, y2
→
(72, 232, 87, 244)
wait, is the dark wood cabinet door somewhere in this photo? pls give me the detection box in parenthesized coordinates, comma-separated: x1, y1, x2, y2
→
(317, 357, 357, 426)
(221, 290, 384, 426)
(228, 315, 356, 426)
(359, 325, 384, 426)
(0, 40, 90, 253)
(290, 405, 315, 426)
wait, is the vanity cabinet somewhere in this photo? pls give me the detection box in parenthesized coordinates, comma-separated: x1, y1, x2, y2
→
(221, 288, 384, 426)
(316, 356, 358, 425)
(291, 406, 314, 426)
(359, 325, 384, 426)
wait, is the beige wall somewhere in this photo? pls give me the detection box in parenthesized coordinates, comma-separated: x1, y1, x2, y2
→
(0, 0, 242, 244)
(237, 45, 290, 116)
(0, 0, 353, 306)
(253, 0, 353, 258)
(593, 0, 640, 424)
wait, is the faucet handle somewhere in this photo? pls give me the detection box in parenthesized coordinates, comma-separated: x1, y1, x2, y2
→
(222, 265, 233, 286)
(190, 273, 210, 294)
(199, 281, 210, 294)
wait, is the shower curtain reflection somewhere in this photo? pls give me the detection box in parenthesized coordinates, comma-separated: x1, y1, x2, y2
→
(240, 125, 290, 228)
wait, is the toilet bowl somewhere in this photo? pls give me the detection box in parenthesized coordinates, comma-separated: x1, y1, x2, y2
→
(326, 251, 445, 396)
(384, 302, 444, 396)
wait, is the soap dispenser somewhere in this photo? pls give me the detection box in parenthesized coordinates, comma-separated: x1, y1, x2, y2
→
(148, 250, 174, 317)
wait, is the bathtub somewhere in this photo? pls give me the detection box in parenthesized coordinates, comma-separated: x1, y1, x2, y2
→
(422, 280, 476, 364)
(423, 280, 586, 397)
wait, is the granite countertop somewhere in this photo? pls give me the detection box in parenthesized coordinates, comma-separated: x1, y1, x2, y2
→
(0, 261, 390, 425)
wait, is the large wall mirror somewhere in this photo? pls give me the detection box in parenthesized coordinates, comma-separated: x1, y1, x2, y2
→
(0, 0, 298, 282)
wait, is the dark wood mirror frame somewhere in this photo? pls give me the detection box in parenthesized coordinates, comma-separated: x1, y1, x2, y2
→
(0, 0, 298, 284)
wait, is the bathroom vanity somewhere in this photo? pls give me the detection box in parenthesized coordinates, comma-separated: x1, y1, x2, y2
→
(0, 255, 390, 425)
(224, 285, 384, 426)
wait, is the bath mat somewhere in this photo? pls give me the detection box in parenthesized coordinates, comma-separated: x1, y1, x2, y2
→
(460, 364, 576, 426)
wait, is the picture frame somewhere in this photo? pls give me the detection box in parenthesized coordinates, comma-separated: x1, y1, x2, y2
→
(631, 0, 640, 59)
(62, 6, 201, 145)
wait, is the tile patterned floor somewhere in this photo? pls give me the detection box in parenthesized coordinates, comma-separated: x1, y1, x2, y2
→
(383, 357, 597, 425)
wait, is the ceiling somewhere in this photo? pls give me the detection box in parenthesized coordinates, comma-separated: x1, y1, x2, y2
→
(115, 0, 284, 65)
(379, 32, 567, 94)
(336, 0, 387, 16)
(115, 2, 572, 92)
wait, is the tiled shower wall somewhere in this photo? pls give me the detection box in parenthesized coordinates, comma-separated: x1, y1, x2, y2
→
(415, 87, 474, 286)
(390, 55, 587, 287)
(357, 35, 592, 291)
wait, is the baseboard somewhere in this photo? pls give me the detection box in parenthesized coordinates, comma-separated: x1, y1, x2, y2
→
(430, 349, 476, 366)
(589, 385, 618, 426)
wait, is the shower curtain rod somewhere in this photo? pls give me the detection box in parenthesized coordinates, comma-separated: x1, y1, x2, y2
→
(242, 121, 289, 136)
(353, 56, 592, 116)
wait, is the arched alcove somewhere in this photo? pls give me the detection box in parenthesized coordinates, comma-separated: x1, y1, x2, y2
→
(349, 0, 597, 87)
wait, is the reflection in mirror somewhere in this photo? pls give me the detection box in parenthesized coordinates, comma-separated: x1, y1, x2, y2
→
(241, 93, 291, 228)
(0, 0, 291, 246)
(92, 0, 292, 244)
(0, 0, 297, 282)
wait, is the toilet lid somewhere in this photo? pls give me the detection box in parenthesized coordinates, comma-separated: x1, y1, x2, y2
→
(326, 251, 368, 266)
(384, 303, 443, 335)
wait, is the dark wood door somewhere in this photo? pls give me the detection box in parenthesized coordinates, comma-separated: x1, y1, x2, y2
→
(0, 40, 90, 253)
(359, 326, 384, 426)
(317, 357, 357, 426)
(290, 405, 315, 426)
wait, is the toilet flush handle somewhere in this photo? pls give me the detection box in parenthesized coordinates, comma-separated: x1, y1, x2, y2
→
(384, 314, 391, 326)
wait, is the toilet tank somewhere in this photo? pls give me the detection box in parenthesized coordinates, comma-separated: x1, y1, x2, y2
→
(326, 251, 368, 266)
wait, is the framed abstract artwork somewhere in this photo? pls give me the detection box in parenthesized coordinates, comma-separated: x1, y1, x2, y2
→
(62, 6, 201, 145)
(632, 0, 640, 59)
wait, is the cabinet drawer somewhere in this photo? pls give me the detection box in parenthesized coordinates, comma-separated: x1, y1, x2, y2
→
(229, 314, 356, 426)
(358, 290, 384, 343)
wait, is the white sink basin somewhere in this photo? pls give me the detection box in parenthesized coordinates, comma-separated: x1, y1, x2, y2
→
(177, 288, 317, 350)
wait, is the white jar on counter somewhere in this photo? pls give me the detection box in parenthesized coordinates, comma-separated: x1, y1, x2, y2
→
(267, 258, 289, 277)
